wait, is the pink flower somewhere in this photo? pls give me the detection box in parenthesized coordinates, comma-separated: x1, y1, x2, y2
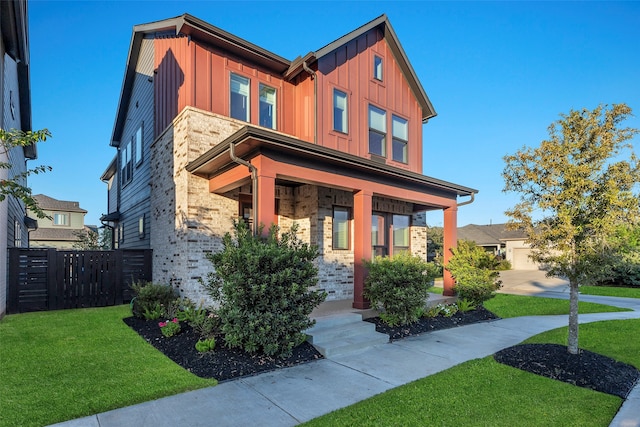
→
(158, 321, 167, 328)
(171, 318, 179, 323)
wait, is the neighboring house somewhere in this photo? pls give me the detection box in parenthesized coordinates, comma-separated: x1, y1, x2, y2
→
(458, 223, 540, 270)
(27, 194, 89, 249)
(104, 14, 477, 308)
(1, 0, 38, 318)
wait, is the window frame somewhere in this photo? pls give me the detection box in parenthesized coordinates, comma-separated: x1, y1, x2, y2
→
(392, 214, 411, 254)
(53, 213, 68, 226)
(332, 88, 348, 134)
(230, 73, 251, 122)
(392, 115, 409, 164)
(332, 206, 351, 250)
(258, 83, 277, 130)
(368, 104, 387, 157)
(373, 55, 383, 81)
(120, 140, 132, 187)
(134, 123, 143, 166)
(14, 219, 22, 247)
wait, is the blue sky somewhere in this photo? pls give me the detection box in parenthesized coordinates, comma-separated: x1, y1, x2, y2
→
(27, 1, 640, 227)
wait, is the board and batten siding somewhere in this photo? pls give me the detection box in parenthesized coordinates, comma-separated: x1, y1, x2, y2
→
(118, 37, 154, 249)
(316, 27, 424, 173)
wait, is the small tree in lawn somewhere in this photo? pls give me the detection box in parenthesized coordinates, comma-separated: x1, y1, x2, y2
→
(502, 103, 640, 354)
(0, 128, 52, 219)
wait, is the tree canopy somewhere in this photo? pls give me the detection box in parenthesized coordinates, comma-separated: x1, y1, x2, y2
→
(502, 103, 640, 353)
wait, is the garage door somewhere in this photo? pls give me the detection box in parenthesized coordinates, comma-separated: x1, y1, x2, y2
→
(512, 248, 540, 270)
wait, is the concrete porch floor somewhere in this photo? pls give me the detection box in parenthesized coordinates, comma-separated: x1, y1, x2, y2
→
(310, 291, 457, 320)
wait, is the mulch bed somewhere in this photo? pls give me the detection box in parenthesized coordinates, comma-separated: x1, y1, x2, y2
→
(494, 343, 640, 398)
(125, 309, 640, 398)
(364, 306, 499, 340)
(123, 317, 323, 382)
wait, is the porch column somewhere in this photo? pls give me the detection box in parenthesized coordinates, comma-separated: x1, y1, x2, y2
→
(353, 189, 373, 309)
(442, 206, 458, 296)
(254, 157, 276, 237)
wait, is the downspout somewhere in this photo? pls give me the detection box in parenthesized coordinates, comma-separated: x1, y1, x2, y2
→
(302, 61, 317, 143)
(457, 192, 475, 207)
(229, 142, 258, 235)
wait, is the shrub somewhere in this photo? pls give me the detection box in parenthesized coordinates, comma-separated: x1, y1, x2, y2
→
(456, 298, 477, 313)
(204, 221, 326, 358)
(364, 252, 439, 326)
(446, 242, 502, 306)
(195, 338, 216, 353)
(158, 318, 181, 337)
(130, 281, 179, 319)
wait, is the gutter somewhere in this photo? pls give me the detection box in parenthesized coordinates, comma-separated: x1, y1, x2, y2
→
(229, 142, 258, 235)
(302, 61, 317, 144)
(457, 192, 475, 207)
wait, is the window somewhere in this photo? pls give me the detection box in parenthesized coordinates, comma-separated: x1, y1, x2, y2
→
(368, 105, 386, 156)
(118, 223, 124, 244)
(120, 141, 132, 186)
(138, 215, 145, 239)
(392, 214, 410, 254)
(230, 73, 250, 122)
(53, 213, 67, 226)
(333, 89, 348, 133)
(373, 55, 383, 81)
(259, 84, 276, 129)
(372, 213, 387, 257)
(332, 207, 350, 250)
(392, 115, 408, 163)
(134, 124, 143, 165)
(14, 219, 22, 247)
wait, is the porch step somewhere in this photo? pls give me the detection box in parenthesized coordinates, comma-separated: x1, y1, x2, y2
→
(306, 313, 389, 358)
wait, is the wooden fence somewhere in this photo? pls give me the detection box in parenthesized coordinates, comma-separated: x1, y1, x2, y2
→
(7, 249, 152, 314)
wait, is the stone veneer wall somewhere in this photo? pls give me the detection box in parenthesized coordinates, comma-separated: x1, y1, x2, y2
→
(150, 107, 243, 305)
(150, 106, 429, 305)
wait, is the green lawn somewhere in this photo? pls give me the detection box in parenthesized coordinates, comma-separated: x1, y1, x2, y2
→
(0, 305, 216, 427)
(485, 293, 630, 318)
(305, 318, 640, 427)
(580, 285, 640, 298)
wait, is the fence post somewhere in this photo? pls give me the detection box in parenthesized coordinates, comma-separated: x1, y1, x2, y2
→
(48, 249, 59, 310)
(114, 250, 123, 305)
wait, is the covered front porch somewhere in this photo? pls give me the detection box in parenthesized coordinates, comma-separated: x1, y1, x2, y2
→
(187, 125, 476, 308)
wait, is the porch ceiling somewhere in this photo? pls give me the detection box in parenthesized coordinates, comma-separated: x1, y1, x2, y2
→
(186, 125, 477, 209)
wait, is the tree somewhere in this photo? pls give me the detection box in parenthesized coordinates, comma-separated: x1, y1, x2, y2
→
(502, 103, 640, 354)
(0, 128, 52, 219)
(73, 228, 113, 250)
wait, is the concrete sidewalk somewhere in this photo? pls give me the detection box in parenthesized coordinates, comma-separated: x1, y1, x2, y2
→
(50, 296, 640, 427)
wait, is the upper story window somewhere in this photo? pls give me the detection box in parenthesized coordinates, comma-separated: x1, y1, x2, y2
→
(120, 140, 132, 186)
(134, 124, 143, 165)
(259, 84, 276, 129)
(333, 89, 348, 133)
(230, 73, 250, 122)
(368, 105, 386, 157)
(373, 55, 383, 81)
(53, 213, 68, 226)
(392, 115, 408, 163)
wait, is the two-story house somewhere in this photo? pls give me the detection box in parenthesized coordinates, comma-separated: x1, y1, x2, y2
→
(27, 194, 89, 249)
(1, 0, 38, 318)
(104, 14, 477, 308)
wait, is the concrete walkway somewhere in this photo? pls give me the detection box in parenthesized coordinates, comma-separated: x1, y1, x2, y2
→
(50, 272, 640, 427)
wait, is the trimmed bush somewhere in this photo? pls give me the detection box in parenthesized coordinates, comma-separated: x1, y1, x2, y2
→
(446, 242, 502, 306)
(364, 252, 439, 326)
(130, 281, 178, 320)
(204, 221, 326, 358)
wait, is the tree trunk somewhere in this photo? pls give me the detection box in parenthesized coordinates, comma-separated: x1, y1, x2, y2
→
(567, 280, 580, 354)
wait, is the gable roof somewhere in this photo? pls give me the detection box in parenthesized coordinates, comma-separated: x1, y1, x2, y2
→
(112, 13, 436, 144)
(285, 14, 436, 122)
(458, 223, 527, 246)
(33, 194, 87, 213)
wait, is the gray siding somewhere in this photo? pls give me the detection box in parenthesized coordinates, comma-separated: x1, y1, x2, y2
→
(117, 38, 154, 249)
(3, 53, 29, 249)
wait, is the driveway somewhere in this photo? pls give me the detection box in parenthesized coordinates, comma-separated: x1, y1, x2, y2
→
(498, 269, 570, 295)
